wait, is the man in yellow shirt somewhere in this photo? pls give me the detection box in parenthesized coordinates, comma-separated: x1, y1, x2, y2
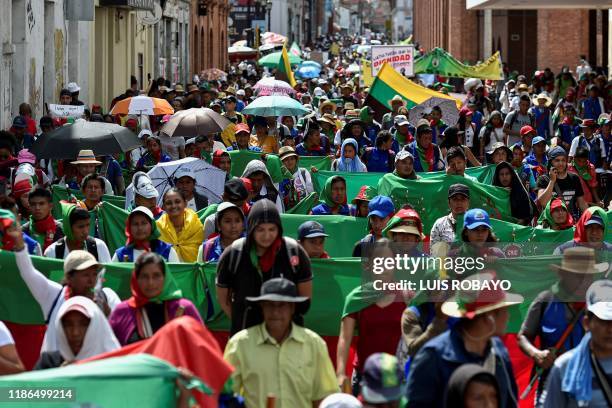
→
(250, 116, 280, 154)
(224, 278, 338, 408)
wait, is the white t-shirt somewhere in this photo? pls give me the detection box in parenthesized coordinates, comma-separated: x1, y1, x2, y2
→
(479, 126, 505, 153)
(186, 197, 197, 211)
(464, 126, 475, 148)
(0, 321, 15, 347)
(44, 238, 112, 264)
(569, 135, 607, 159)
(158, 133, 185, 161)
(111, 247, 180, 262)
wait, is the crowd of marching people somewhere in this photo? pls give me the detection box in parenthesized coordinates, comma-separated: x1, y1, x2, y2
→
(0, 42, 610, 408)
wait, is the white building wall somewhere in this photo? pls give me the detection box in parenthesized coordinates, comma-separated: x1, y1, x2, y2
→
(6, 0, 90, 130)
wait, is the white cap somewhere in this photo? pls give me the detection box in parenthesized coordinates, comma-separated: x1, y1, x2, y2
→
(185, 137, 196, 146)
(313, 87, 325, 97)
(394, 115, 409, 127)
(587, 280, 612, 321)
(133, 172, 159, 199)
(66, 82, 81, 93)
(319, 393, 363, 408)
(138, 129, 153, 139)
(175, 167, 195, 181)
(236, 89, 245, 96)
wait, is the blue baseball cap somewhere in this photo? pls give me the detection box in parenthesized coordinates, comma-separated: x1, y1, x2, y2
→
(361, 353, 406, 404)
(585, 215, 604, 227)
(532, 136, 546, 145)
(12, 116, 27, 129)
(368, 196, 395, 219)
(464, 208, 491, 230)
(298, 221, 328, 240)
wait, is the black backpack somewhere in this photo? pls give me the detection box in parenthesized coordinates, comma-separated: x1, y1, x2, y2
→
(55, 237, 99, 260)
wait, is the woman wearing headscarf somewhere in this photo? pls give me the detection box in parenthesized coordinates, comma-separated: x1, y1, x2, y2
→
(135, 135, 172, 172)
(156, 188, 204, 262)
(212, 150, 232, 180)
(34, 296, 120, 369)
(216, 199, 312, 335)
(109, 253, 203, 345)
(444, 364, 501, 408)
(331, 138, 367, 172)
(492, 161, 535, 225)
(311, 175, 351, 215)
(113, 206, 179, 262)
(198, 203, 245, 263)
(537, 197, 574, 231)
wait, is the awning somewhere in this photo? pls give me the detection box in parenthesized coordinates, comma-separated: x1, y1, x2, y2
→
(99, 0, 156, 11)
(467, 0, 610, 9)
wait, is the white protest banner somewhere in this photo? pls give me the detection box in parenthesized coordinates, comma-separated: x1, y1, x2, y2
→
(48, 104, 85, 119)
(371, 45, 414, 77)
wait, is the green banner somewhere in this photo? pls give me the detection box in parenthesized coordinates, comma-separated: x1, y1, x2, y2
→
(228, 150, 331, 183)
(312, 165, 497, 206)
(414, 47, 503, 80)
(6, 250, 610, 337)
(51, 185, 126, 219)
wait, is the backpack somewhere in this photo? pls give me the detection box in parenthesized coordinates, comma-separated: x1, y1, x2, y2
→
(226, 237, 300, 278)
(55, 237, 99, 260)
(508, 109, 535, 129)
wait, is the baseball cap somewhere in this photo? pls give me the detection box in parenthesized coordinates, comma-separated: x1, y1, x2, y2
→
(520, 125, 536, 137)
(448, 183, 470, 199)
(130, 206, 155, 221)
(532, 136, 546, 145)
(548, 146, 567, 161)
(224, 178, 248, 201)
(175, 167, 196, 181)
(298, 221, 329, 240)
(12, 116, 27, 129)
(394, 115, 409, 127)
(64, 250, 101, 275)
(584, 215, 604, 227)
(234, 123, 251, 135)
(580, 119, 597, 128)
(0, 209, 16, 230)
(395, 150, 414, 163)
(319, 393, 362, 408)
(133, 172, 159, 199)
(368, 196, 395, 219)
(586, 280, 612, 321)
(236, 89, 246, 96)
(464, 208, 491, 230)
(361, 353, 406, 404)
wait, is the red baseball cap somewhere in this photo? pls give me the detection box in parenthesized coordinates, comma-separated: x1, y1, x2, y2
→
(235, 123, 251, 135)
(520, 125, 536, 137)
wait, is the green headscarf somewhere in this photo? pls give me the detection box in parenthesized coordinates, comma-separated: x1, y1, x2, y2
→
(318, 175, 347, 209)
(538, 198, 573, 230)
(60, 202, 77, 242)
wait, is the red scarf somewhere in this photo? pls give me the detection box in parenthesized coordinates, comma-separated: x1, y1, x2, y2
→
(32, 215, 58, 251)
(318, 252, 330, 259)
(151, 206, 163, 218)
(562, 116, 574, 126)
(259, 237, 283, 273)
(127, 271, 151, 308)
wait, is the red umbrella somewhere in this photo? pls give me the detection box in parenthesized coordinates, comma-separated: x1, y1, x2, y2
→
(83, 317, 233, 408)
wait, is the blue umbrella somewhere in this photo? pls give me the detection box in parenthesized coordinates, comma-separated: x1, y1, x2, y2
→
(242, 96, 309, 117)
(296, 65, 321, 79)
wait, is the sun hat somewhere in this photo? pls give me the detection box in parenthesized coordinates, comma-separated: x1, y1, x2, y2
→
(550, 247, 609, 275)
(64, 250, 101, 275)
(71, 150, 102, 165)
(246, 278, 309, 303)
(279, 146, 298, 161)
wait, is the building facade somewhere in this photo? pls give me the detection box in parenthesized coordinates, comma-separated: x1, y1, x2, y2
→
(413, 0, 609, 77)
(190, 0, 230, 75)
(154, 0, 191, 86)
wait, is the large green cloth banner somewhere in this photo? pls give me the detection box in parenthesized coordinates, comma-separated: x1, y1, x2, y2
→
(312, 165, 497, 207)
(0, 354, 184, 408)
(228, 150, 331, 182)
(51, 185, 126, 219)
(5, 251, 610, 336)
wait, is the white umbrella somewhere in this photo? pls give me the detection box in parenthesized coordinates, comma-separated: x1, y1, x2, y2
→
(408, 97, 460, 126)
(346, 63, 361, 73)
(125, 157, 226, 208)
(253, 77, 296, 96)
(228, 45, 255, 54)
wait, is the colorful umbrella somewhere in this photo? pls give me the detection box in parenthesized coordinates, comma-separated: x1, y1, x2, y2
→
(258, 51, 303, 67)
(109, 96, 174, 116)
(200, 68, 227, 81)
(253, 77, 296, 96)
(242, 95, 309, 117)
(407, 97, 460, 126)
(160, 108, 231, 138)
(29, 119, 142, 160)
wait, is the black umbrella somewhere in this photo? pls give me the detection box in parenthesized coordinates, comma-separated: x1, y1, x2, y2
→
(30, 119, 142, 160)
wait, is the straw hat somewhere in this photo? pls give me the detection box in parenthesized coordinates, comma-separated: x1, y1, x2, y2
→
(319, 99, 337, 113)
(71, 150, 102, 165)
(388, 95, 405, 107)
(532, 93, 552, 107)
(318, 114, 337, 126)
(442, 272, 524, 319)
(550, 247, 609, 275)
